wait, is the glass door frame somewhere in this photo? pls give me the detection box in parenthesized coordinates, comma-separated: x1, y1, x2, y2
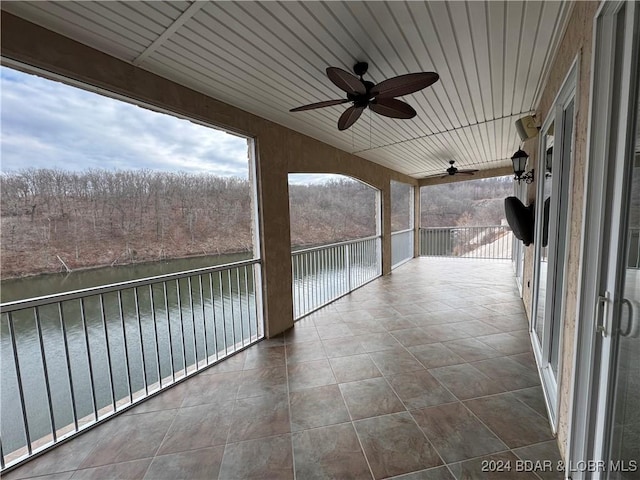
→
(530, 58, 578, 432)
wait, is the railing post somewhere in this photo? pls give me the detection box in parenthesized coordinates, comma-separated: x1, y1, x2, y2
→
(7, 312, 32, 456)
(59, 303, 79, 431)
(346, 243, 351, 292)
(34, 307, 57, 442)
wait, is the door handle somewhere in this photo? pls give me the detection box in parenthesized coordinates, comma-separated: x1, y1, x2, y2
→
(596, 292, 611, 337)
(620, 298, 639, 337)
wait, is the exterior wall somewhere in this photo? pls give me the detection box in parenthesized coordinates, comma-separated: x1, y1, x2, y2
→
(521, 0, 601, 458)
(0, 12, 417, 338)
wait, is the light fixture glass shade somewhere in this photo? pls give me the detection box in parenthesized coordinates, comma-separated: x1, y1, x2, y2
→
(511, 149, 529, 174)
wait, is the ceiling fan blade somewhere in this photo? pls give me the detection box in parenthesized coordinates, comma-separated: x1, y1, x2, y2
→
(290, 99, 349, 112)
(326, 67, 366, 95)
(338, 105, 365, 131)
(371, 72, 439, 99)
(421, 172, 447, 179)
(458, 169, 479, 174)
(369, 98, 416, 119)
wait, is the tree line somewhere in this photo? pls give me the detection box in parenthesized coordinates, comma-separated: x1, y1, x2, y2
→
(1, 169, 510, 279)
(420, 176, 513, 227)
(0, 169, 376, 278)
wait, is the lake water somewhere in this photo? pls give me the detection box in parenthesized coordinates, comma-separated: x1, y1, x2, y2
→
(0, 252, 251, 303)
(1, 246, 380, 461)
(0, 252, 258, 457)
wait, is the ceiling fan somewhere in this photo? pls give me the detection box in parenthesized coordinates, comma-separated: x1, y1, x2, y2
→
(424, 160, 479, 179)
(290, 62, 439, 131)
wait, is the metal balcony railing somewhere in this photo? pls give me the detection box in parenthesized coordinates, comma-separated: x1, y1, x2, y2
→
(391, 228, 414, 269)
(419, 226, 513, 260)
(292, 235, 382, 319)
(0, 259, 263, 471)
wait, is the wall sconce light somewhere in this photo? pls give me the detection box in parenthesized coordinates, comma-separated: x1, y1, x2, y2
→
(511, 149, 534, 184)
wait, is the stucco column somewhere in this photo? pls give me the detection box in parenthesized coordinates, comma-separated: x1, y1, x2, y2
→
(256, 135, 295, 338)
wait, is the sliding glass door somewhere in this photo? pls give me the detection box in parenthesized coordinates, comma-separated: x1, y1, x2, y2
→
(531, 63, 576, 429)
(570, 2, 639, 477)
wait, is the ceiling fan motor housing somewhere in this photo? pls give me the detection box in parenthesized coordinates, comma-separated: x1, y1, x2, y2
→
(347, 80, 376, 107)
(353, 62, 369, 77)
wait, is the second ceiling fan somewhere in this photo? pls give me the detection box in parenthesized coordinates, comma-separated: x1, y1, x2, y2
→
(424, 160, 479, 179)
(290, 62, 439, 131)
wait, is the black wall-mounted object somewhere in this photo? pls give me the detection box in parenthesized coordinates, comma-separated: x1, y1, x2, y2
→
(542, 197, 550, 248)
(504, 196, 535, 246)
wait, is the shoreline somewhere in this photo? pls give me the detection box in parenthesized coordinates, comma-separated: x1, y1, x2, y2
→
(0, 249, 253, 283)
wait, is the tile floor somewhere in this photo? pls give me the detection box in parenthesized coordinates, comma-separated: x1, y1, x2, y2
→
(4, 258, 563, 480)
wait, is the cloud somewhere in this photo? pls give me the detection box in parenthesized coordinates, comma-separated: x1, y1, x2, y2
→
(0, 66, 250, 177)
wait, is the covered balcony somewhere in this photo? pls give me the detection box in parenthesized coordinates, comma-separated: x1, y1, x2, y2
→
(3, 257, 561, 480)
(5, 1, 629, 479)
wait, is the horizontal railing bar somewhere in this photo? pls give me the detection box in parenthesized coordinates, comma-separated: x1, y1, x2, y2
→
(391, 228, 414, 235)
(0, 259, 261, 313)
(292, 235, 381, 256)
(419, 226, 509, 230)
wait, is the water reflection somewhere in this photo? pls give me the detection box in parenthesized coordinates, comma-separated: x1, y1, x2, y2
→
(1, 254, 256, 456)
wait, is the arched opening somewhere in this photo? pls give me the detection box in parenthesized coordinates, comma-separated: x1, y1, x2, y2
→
(419, 176, 513, 259)
(288, 174, 381, 318)
(0, 64, 264, 461)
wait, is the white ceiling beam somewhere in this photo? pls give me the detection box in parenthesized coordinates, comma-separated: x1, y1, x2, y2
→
(132, 0, 205, 66)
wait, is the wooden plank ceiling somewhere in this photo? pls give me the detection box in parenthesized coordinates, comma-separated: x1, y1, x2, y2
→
(2, 1, 571, 179)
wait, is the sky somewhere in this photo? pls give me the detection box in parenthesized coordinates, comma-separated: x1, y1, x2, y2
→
(0, 66, 335, 184)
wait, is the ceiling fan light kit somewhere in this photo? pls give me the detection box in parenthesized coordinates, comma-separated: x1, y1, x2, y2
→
(290, 62, 439, 131)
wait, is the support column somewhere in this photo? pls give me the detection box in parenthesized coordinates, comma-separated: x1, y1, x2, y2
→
(256, 134, 294, 337)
